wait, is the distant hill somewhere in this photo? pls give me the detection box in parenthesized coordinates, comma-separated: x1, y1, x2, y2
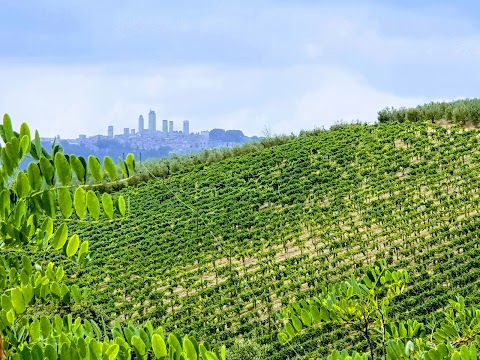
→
(56, 139, 171, 162)
(209, 128, 248, 143)
(67, 121, 480, 359)
(18, 139, 172, 170)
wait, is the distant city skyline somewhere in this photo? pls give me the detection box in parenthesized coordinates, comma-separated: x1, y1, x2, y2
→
(103, 115, 193, 138)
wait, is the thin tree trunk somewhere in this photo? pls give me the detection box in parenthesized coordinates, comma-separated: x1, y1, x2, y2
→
(363, 317, 374, 360)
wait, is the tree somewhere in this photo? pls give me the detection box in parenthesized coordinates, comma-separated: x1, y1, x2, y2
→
(0, 114, 226, 359)
(278, 262, 480, 359)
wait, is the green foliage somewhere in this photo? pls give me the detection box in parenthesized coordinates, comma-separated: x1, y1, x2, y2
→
(104, 156, 118, 182)
(0, 115, 223, 359)
(377, 98, 480, 125)
(88, 155, 103, 183)
(279, 265, 480, 359)
(227, 338, 271, 360)
(279, 262, 409, 356)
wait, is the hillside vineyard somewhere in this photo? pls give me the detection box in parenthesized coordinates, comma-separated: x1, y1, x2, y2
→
(70, 121, 480, 359)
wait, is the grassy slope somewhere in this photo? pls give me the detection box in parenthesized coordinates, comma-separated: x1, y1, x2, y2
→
(70, 121, 480, 359)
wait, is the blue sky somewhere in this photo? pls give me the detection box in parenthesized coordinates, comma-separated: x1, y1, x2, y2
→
(1, 1, 479, 138)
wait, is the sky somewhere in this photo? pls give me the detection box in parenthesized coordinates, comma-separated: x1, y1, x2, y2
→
(1, 0, 480, 138)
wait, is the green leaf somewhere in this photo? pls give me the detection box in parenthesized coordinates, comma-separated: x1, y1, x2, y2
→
(3, 113, 14, 142)
(15, 171, 30, 198)
(13, 200, 26, 227)
(1, 294, 13, 312)
(183, 337, 197, 359)
(285, 322, 296, 338)
(11, 287, 26, 314)
(51, 282, 62, 297)
(20, 135, 30, 158)
(131, 335, 146, 356)
(88, 155, 103, 183)
(57, 187, 73, 219)
(5, 138, 20, 168)
(89, 339, 101, 360)
(117, 195, 126, 216)
(86, 190, 101, 220)
(31, 344, 43, 360)
(102, 193, 114, 220)
(54, 152, 72, 185)
(168, 333, 182, 353)
(1, 148, 13, 176)
(460, 345, 470, 360)
(152, 334, 167, 358)
(22, 255, 32, 275)
(199, 344, 209, 360)
(71, 285, 82, 303)
(22, 284, 34, 305)
(20, 122, 31, 141)
(39, 157, 55, 186)
(118, 157, 129, 178)
(74, 187, 87, 219)
(291, 314, 303, 332)
(6, 309, 15, 325)
(70, 155, 86, 184)
(310, 305, 322, 323)
(278, 332, 289, 345)
(77, 337, 87, 359)
(52, 223, 68, 250)
(451, 352, 461, 360)
(34, 130, 42, 159)
(126, 153, 135, 173)
(0, 189, 11, 217)
(20, 347, 31, 360)
(399, 322, 407, 338)
(40, 316, 53, 338)
(205, 351, 219, 360)
(104, 156, 117, 182)
(53, 314, 63, 333)
(320, 305, 330, 321)
(41, 217, 54, 239)
(27, 163, 42, 190)
(55, 266, 65, 282)
(78, 241, 89, 264)
(66, 234, 80, 257)
(301, 308, 312, 327)
(105, 344, 120, 360)
(44, 344, 57, 360)
(30, 318, 41, 341)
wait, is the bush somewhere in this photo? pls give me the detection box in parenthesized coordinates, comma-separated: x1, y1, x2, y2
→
(227, 338, 271, 360)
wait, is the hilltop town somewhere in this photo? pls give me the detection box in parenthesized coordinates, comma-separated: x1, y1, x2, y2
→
(41, 110, 260, 162)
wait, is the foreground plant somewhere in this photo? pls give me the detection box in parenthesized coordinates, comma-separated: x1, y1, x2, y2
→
(0, 114, 226, 359)
(279, 262, 480, 359)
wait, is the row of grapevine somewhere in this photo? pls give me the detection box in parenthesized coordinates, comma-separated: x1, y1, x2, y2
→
(64, 121, 480, 358)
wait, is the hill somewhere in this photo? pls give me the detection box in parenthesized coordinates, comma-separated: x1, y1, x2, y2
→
(68, 121, 480, 359)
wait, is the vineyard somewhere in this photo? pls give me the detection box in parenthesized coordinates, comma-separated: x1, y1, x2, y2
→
(65, 120, 480, 359)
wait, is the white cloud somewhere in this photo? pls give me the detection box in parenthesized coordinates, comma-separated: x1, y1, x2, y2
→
(288, 72, 425, 132)
(0, 63, 431, 139)
(1, 2, 478, 140)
